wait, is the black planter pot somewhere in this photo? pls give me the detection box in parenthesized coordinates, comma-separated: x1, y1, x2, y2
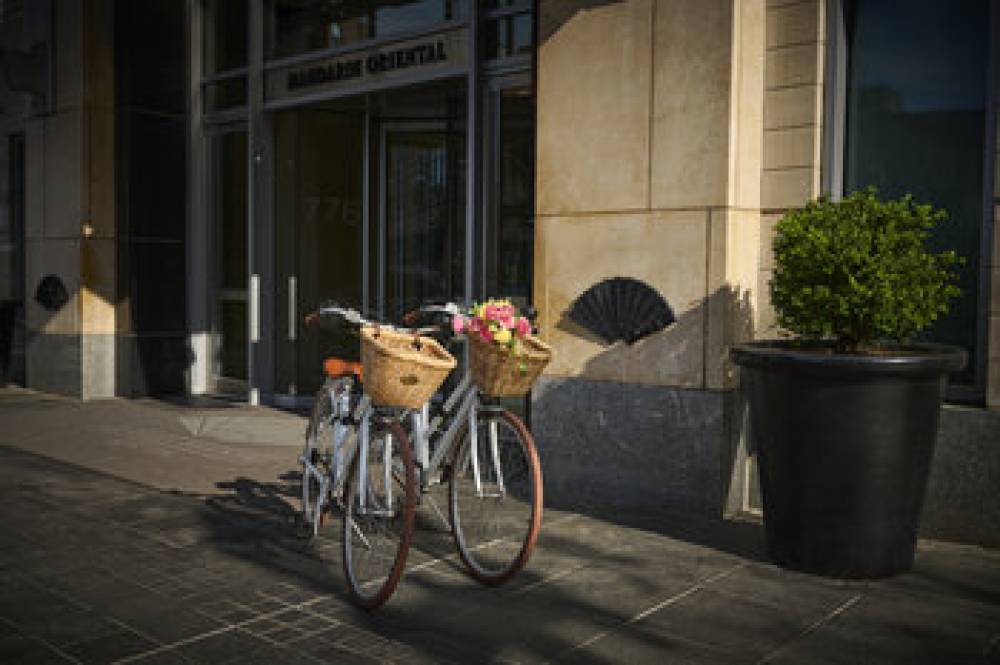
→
(731, 341, 966, 579)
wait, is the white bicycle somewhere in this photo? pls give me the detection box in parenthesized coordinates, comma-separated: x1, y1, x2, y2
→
(300, 302, 543, 610)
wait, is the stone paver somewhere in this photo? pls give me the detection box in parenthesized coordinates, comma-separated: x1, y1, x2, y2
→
(0, 387, 998, 664)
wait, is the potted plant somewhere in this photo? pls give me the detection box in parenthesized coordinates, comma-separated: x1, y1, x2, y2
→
(731, 189, 967, 579)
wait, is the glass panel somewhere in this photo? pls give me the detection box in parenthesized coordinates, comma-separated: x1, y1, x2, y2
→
(844, 0, 989, 384)
(268, 0, 465, 60)
(217, 132, 248, 291)
(275, 109, 364, 396)
(203, 0, 248, 75)
(221, 301, 248, 380)
(484, 11, 532, 61)
(205, 77, 247, 112)
(374, 0, 464, 36)
(213, 130, 248, 384)
(267, 0, 370, 57)
(384, 131, 466, 322)
(485, 88, 534, 307)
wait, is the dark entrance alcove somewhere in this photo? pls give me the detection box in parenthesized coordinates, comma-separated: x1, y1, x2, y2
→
(114, 0, 189, 396)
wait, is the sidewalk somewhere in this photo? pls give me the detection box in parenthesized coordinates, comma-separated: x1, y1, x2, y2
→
(0, 386, 998, 664)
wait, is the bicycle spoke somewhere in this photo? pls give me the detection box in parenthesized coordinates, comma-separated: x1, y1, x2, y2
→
(450, 410, 542, 586)
(342, 419, 415, 609)
(348, 516, 372, 550)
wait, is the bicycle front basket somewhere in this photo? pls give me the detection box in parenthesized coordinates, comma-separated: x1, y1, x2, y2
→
(360, 326, 457, 408)
(468, 333, 552, 398)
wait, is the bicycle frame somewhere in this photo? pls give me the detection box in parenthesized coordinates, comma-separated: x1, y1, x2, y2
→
(309, 374, 508, 519)
(304, 302, 514, 519)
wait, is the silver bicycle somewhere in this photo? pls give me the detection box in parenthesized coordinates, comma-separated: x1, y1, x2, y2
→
(300, 302, 543, 610)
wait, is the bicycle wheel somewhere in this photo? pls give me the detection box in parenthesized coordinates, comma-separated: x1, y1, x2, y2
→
(449, 409, 543, 586)
(301, 378, 340, 535)
(342, 418, 416, 610)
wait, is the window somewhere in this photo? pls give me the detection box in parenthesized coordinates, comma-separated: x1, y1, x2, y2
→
(267, 0, 467, 60)
(203, 0, 248, 75)
(202, 0, 248, 115)
(482, 1, 532, 63)
(840, 0, 991, 388)
(484, 88, 534, 305)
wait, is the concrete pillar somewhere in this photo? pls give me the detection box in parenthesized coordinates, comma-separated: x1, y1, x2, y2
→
(24, 0, 115, 399)
(531, 0, 765, 515)
(534, 0, 764, 391)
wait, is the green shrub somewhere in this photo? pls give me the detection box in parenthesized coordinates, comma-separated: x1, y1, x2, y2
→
(769, 189, 962, 353)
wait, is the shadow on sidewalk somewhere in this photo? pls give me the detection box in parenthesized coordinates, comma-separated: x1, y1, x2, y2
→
(193, 467, 771, 663)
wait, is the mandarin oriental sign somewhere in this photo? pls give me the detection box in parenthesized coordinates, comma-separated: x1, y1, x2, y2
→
(267, 28, 467, 103)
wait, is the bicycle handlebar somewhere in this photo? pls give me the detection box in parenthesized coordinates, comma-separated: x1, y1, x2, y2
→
(308, 300, 537, 335)
(308, 302, 461, 337)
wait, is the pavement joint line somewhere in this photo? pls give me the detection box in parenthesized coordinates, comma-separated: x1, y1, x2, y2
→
(755, 593, 864, 665)
(34, 636, 84, 665)
(553, 562, 749, 661)
(510, 560, 589, 596)
(394, 513, 583, 582)
(115, 594, 330, 663)
(107, 616, 166, 649)
(985, 632, 1000, 656)
(394, 516, 579, 582)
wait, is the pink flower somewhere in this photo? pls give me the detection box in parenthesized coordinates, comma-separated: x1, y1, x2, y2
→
(498, 315, 515, 329)
(479, 327, 493, 343)
(452, 315, 466, 334)
(515, 317, 532, 337)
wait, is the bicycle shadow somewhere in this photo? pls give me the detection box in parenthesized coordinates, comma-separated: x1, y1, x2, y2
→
(197, 471, 470, 584)
(193, 469, 700, 664)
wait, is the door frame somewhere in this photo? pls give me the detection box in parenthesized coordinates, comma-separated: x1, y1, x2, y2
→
(205, 121, 250, 396)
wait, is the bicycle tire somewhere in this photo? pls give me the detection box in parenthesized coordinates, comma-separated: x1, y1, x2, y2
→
(301, 378, 341, 535)
(449, 409, 543, 586)
(342, 418, 416, 610)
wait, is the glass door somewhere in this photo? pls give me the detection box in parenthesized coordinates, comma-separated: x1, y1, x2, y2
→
(209, 127, 249, 395)
(274, 107, 364, 398)
(379, 126, 465, 321)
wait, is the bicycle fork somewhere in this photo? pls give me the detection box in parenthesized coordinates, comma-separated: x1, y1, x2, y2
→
(467, 400, 506, 499)
(353, 409, 398, 519)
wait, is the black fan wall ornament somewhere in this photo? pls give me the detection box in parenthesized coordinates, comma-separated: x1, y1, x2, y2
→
(567, 277, 675, 345)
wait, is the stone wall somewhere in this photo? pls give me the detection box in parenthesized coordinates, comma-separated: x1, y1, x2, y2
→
(535, 0, 764, 392)
(24, 0, 116, 399)
(756, 0, 825, 337)
(533, 0, 764, 514)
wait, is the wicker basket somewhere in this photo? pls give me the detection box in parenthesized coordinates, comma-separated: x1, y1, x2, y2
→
(469, 334, 552, 397)
(360, 326, 457, 408)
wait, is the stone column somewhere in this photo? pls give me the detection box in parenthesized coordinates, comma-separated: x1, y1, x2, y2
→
(25, 0, 115, 399)
(535, 0, 764, 391)
(532, 0, 764, 513)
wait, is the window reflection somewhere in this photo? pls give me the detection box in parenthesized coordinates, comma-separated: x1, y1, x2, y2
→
(268, 0, 465, 60)
(385, 131, 466, 322)
(844, 0, 988, 384)
(484, 11, 532, 60)
(485, 88, 534, 306)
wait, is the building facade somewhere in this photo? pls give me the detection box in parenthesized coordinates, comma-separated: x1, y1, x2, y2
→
(0, 0, 998, 544)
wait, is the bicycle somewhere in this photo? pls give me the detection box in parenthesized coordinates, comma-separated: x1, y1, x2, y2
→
(300, 302, 543, 609)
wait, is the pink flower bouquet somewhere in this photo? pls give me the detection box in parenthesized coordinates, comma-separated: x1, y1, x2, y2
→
(454, 299, 552, 396)
(452, 298, 533, 351)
